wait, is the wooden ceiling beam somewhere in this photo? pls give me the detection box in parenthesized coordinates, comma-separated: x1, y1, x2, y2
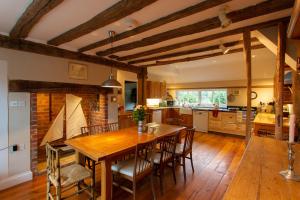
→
(117, 17, 290, 61)
(47, 0, 158, 46)
(128, 38, 258, 64)
(0, 34, 140, 73)
(139, 44, 265, 67)
(96, 0, 294, 56)
(78, 0, 232, 52)
(10, 0, 63, 39)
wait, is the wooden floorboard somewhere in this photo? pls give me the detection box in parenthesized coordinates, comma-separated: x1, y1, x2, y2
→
(0, 132, 245, 200)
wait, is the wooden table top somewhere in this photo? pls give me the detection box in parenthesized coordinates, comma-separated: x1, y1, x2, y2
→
(223, 136, 300, 200)
(253, 113, 289, 127)
(65, 124, 186, 162)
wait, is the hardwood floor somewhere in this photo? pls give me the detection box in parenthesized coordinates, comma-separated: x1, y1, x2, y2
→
(0, 132, 245, 200)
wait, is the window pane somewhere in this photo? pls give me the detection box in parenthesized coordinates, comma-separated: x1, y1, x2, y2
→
(175, 89, 227, 108)
(176, 90, 199, 105)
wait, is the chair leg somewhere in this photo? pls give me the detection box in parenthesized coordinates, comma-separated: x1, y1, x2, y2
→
(56, 186, 61, 200)
(150, 172, 156, 200)
(172, 159, 177, 184)
(133, 181, 136, 200)
(46, 179, 50, 200)
(159, 167, 164, 194)
(182, 156, 186, 182)
(190, 152, 194, 173)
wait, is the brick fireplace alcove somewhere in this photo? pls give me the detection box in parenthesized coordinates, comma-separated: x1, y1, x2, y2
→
(10, 80, 111, 175)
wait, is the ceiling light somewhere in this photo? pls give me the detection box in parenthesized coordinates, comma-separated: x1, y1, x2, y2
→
(218, 7, 232, 28)
(122, 18, 139, 30)
(219, 41, 231, 54)
(101, 31, 122, 89)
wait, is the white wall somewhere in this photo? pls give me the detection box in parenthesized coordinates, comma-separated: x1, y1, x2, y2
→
(0, 48, 115, 85)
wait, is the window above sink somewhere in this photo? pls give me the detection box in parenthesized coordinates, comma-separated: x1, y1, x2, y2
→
(175, 89, 227, 108)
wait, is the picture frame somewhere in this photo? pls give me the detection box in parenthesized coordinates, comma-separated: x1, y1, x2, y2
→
(68, 62, 88, 80)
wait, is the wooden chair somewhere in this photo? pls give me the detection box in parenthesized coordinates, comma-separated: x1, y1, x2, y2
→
(46, 143, 95, 200)
(153, 134, 177, 194)
(81, 124, 105, 136)
(111, 140, 157, 200)
(175, 128, 195, 182)
(107, 122, 119, 132)
(80, 124, 106, 189)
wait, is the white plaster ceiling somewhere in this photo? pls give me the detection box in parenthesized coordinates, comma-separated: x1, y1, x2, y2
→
(148, 47, 276, 83)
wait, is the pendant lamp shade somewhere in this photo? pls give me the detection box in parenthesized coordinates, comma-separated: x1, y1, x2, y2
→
(101, 73, 122, 88)
(101, 30, 122, 88)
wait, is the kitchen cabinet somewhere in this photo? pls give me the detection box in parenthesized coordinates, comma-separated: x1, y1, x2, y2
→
(146, 81, 167, 98)
(208, 111, 246, 136)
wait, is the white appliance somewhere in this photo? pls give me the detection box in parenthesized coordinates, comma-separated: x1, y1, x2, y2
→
(152, 110, 162, 123)
(193, 110, 208, 132)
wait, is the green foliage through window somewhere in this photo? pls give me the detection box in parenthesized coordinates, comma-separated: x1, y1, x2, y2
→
(176, 89, 227, 108)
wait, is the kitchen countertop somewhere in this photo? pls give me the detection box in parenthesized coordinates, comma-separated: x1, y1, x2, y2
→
(147, 106, 242, 113)
(253, 113, 289, 127)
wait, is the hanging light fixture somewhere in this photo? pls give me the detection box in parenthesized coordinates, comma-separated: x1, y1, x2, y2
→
(218, 6, 232, 28)
(101, 31, 122, 88)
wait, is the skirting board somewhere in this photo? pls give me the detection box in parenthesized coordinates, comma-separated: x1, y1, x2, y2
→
(0, 171, 32, 191)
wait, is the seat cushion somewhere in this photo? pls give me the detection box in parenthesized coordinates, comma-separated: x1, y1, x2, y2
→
(111, 159, 151, 177)
(59, 164, 91, 187)
(153, 152, 161, 164)
(175, 143, 184, 154)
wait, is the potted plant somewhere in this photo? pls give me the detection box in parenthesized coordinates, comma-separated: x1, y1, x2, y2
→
(132, 105, 147, 134)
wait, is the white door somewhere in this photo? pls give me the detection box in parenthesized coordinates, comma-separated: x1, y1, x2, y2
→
(0, 61, 8, 180)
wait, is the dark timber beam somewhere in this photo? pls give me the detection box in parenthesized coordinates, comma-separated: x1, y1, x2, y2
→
(10, 0, 63, 39)
(275, 22, 287, 140)
(292, 58, 300, 141)
(116, 17, 290, 61)
(0, 34, 141, 73)
(78, 0, 232, 52)
(129, 38, 258, 64)
(243, 31, 252, 142)
(139, 44, 264, 67)
(96, 0, 294, 56)
(137, 68, 148, 105)
(48, 0, 158, 46)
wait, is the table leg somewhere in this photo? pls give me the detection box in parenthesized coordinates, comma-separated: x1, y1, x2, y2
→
(100, 160, 112, 200)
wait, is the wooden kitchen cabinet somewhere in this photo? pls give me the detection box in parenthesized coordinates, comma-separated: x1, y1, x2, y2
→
(208, 111, 246, 136)
(146, 81, 167, 98)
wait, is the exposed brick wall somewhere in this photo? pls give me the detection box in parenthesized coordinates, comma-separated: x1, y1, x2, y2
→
(30, 93, 38, 175)
(32, 92, 108, 164)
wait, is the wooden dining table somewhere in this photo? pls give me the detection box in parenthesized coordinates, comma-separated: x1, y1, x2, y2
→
(65, 124, 186, 200)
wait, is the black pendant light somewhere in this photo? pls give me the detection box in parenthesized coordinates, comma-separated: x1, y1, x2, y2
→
(101, 31, 122, 88)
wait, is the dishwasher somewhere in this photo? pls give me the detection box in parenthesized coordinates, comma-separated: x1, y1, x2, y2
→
(193, 110, 208, 132)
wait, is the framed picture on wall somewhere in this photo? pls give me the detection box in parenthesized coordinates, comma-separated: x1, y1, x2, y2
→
(68, 62, 88, 80)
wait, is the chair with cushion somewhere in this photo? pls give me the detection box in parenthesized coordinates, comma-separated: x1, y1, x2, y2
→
(153, 134, 177, 194)
(175, 128, 195, 182)
(46, 143, 95, 200)
(111, 140, 157, 200)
